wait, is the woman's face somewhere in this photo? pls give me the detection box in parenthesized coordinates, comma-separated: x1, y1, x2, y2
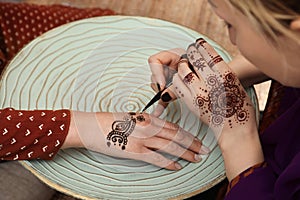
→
(208, 0, 300, 87)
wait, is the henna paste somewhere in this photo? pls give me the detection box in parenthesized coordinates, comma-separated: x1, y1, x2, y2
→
(136, 114, 146, 122)
(187, 45, 205, 71)
(192, 57, 207, 72)
(196, 38, 207, 48)
(175, 87, 185, 98)
(188, 42, 211, 72)
(208, 55, 223, 68)
(187, 48, 197, 61)
(183, 72, 195, 85)
(195, 39, 223, 68)
(106, 113, 145, 150)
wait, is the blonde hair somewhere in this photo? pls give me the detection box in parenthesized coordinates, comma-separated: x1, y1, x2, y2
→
(228, 0, 300, 44)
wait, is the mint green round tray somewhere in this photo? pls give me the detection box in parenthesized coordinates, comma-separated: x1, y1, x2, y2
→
(0, 16, 258, 200)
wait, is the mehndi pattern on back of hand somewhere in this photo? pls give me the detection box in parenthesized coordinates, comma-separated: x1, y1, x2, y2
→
(106, 113, 145, 150)
(187, 38, 252, 129)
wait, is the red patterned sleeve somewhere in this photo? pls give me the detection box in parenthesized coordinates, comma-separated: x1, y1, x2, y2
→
(0, 108, 70, 160)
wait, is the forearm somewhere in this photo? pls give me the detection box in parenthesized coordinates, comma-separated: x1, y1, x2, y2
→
(229, 54, 269, 87)
(62, 111, 108, 151)
(61, 111, 83, 149)
(222, 56, 266, 180)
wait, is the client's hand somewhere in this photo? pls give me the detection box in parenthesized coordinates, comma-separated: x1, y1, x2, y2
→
(63, 111, 210, 170)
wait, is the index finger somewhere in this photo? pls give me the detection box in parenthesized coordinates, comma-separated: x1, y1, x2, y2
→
(148, 49, 184, 89)
(195, 38, 229, 74)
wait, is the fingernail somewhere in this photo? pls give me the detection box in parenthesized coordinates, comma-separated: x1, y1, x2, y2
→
(194, 154, 202, 162)
(200, 145, 211, 155)
(151, 104, 164, 117)
(156, 83, 161, 92)
(175, 162, 182, 170)
(161, 92, 172, 102)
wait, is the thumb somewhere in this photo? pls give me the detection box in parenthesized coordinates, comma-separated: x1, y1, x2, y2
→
(152, 85, 177, 117)
(160, 84, 177, 103)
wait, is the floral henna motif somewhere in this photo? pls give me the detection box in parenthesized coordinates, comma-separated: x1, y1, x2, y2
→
(187, 44, 207, 72)
(106, 113, 145, 150)
(194, 72, 250, 128)
(209, 73, 249, 127)
(183, 72, 195, 85)
(192, 57, 207, 72)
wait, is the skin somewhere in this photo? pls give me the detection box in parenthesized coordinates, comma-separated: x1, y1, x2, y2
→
(210, 0, 300, 87)
(148, 0, 300, 180)
(61, 0, 300, 178)
(62, 111, 210, 171)
(205, 0, 300, 179)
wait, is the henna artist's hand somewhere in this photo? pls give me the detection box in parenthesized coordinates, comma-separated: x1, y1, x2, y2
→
(64, 111, 210, 171)
(159, 39, 264, 180)
(162, 39, 257, 138)
(148, 48, 186, 116)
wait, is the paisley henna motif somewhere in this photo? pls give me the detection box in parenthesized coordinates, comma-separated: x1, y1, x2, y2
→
(106, 113, 145, 150)
(194, 95, 209, 108)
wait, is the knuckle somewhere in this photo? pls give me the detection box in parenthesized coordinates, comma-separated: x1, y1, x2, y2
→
(166, 121, 179, 130)
(168, 142, 179, 152)
(148, 55, 155, 64)
(148, 53, 163, 64)
(150, 153, 166, 165)
(175, 130, 185, 141)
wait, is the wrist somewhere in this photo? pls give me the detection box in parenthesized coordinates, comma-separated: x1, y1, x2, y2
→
(62, 111, 84, 149)
(218, 126, 264, 181)
(62, 111, 114, 153)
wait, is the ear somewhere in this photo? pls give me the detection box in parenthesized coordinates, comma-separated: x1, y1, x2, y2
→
(290, 18, 300, 32)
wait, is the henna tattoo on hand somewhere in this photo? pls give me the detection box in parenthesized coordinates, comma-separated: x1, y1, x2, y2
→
(187, 48, 197, 61)
(192, 57, 207, 72)
(194, 72, 250, 128)
(195, 38, 224, 69)
(187, 44, 208, 72)
(183, 72, 196, 85)
(106, 113, 145, 150)
(208, 55, 223, 68)
(196, 38, 207, 47)
(175, 87, 185, 98)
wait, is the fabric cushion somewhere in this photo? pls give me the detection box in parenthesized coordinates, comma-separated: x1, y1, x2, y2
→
(0, 2, 115, 74)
